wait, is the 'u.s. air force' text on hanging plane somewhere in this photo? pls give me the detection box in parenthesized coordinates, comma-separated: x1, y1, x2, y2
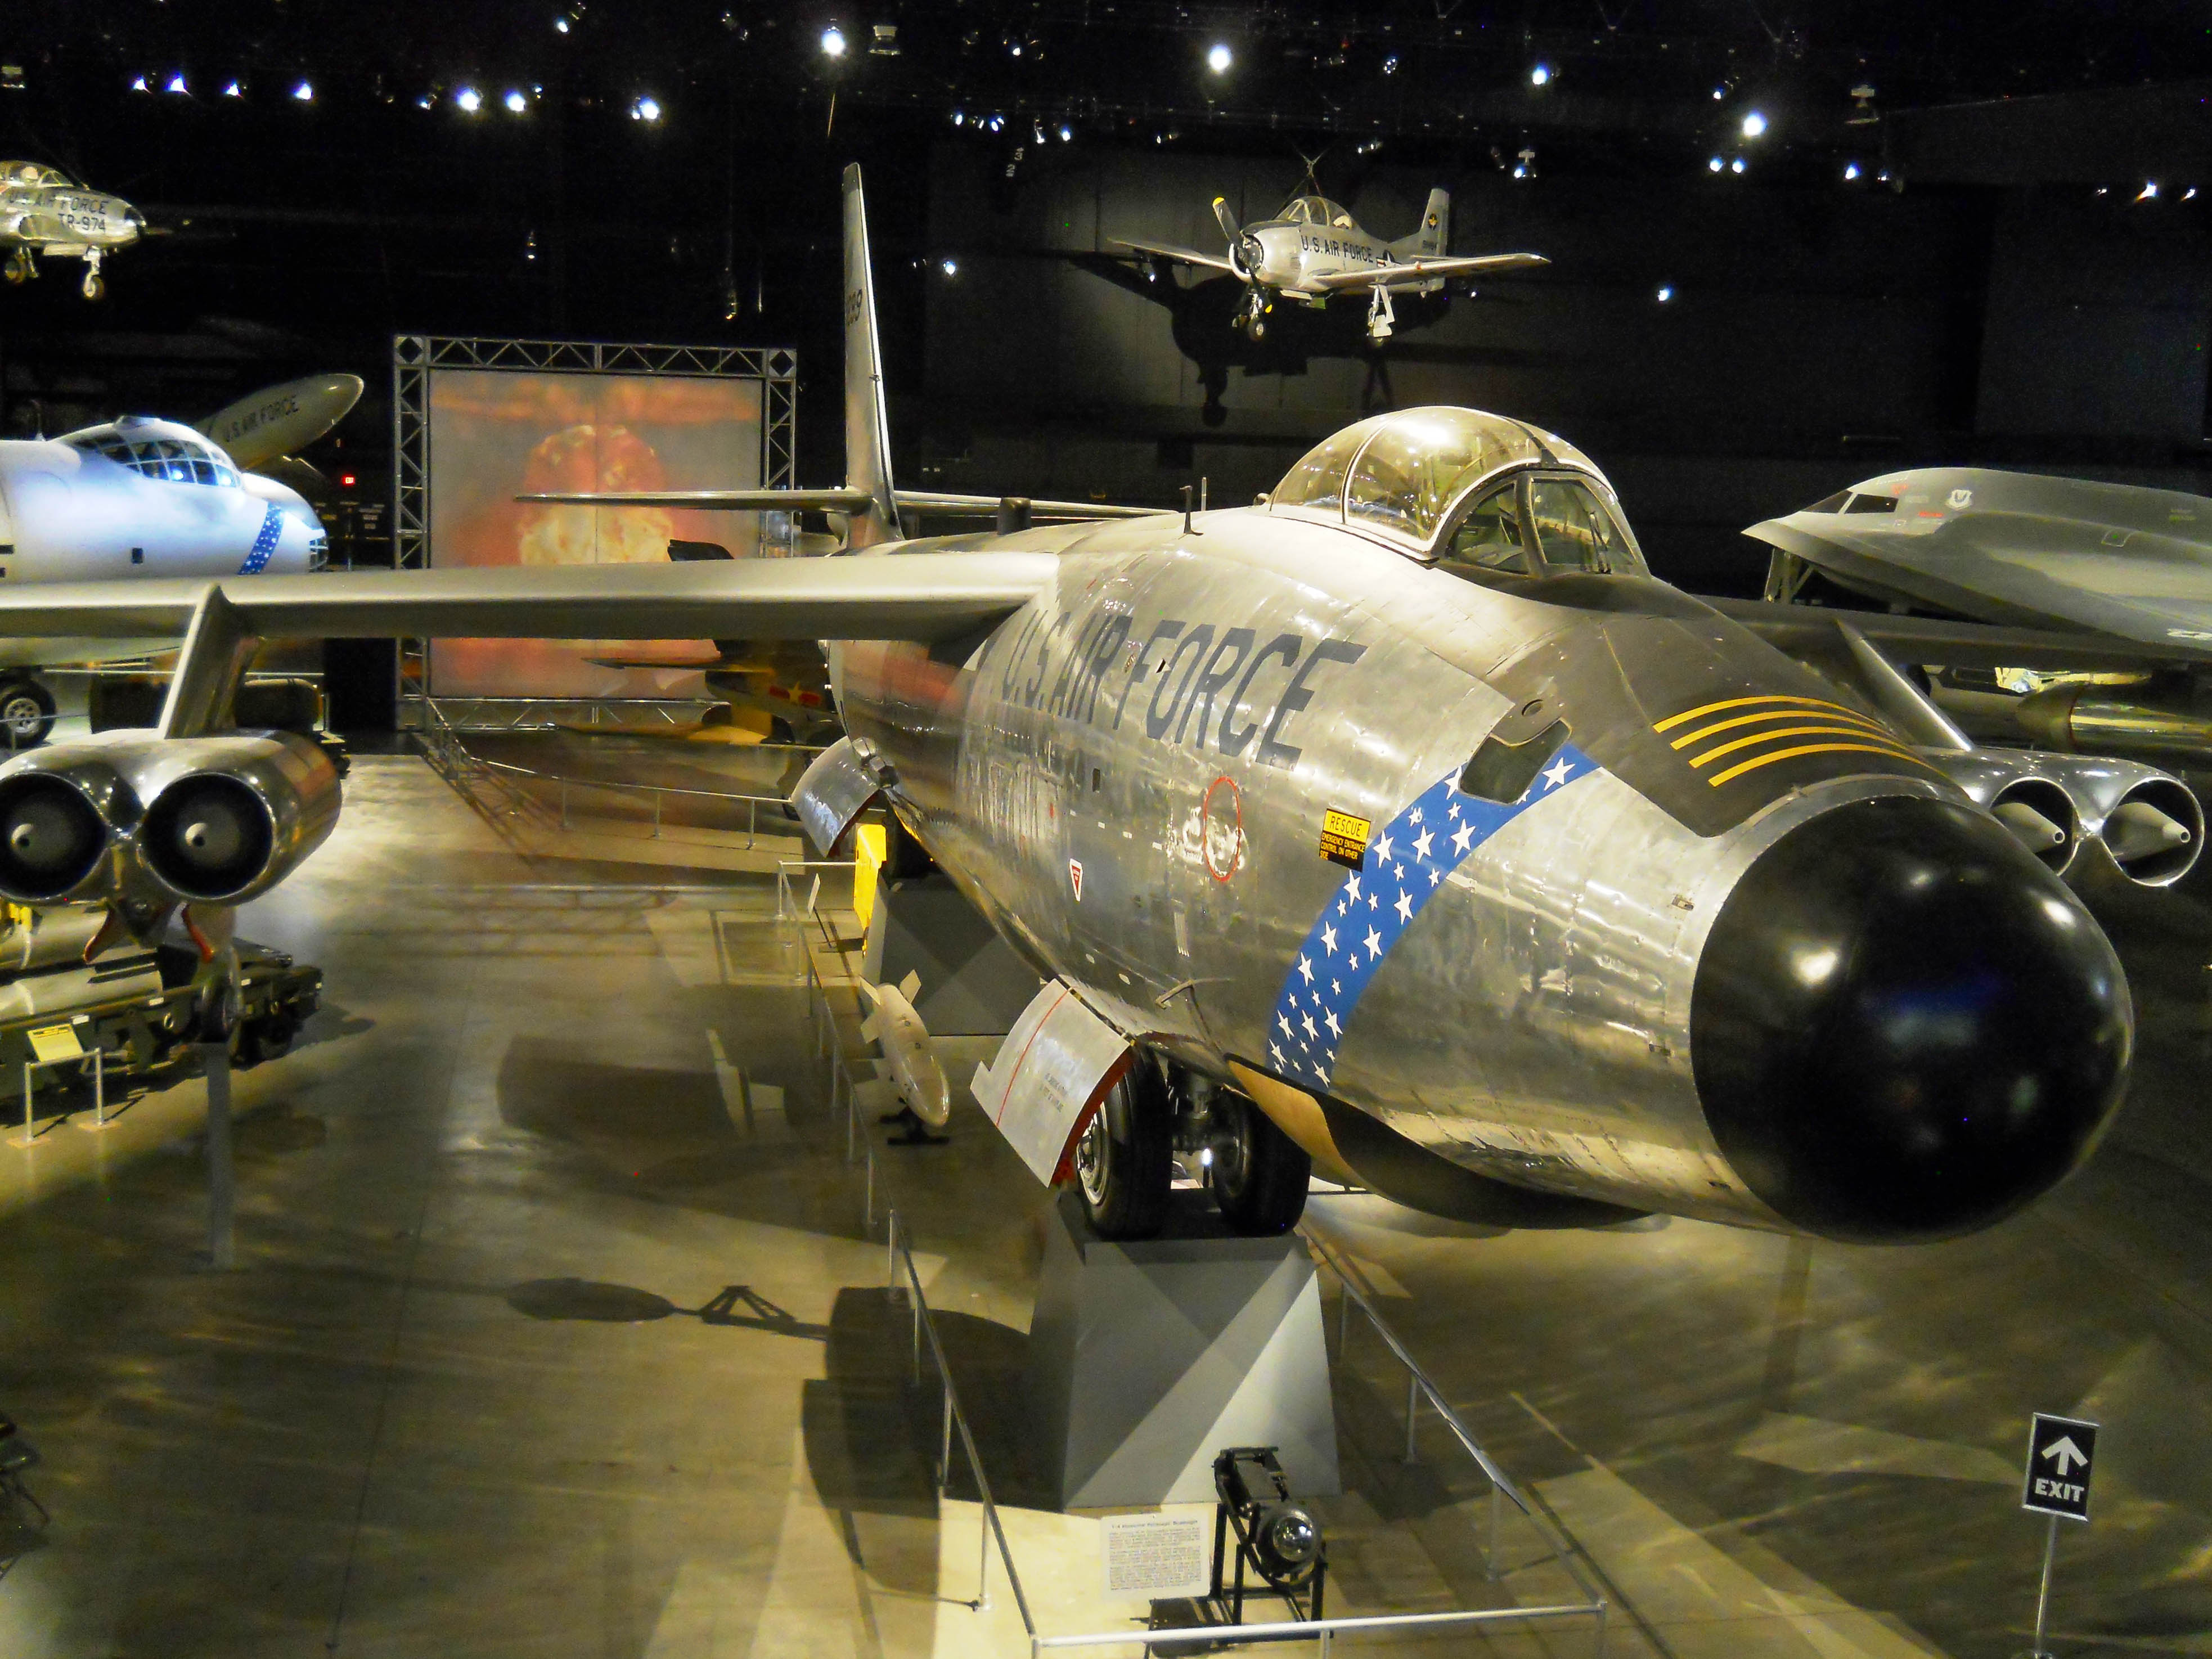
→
(0, 165, 2150, 1256)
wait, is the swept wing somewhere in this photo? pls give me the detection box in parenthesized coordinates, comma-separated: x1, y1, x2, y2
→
(520, 487, 1165, 521)
(0, 554, 1058, 645)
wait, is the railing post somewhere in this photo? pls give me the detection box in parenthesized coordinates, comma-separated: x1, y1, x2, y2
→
(1487, 1480, 1502, 1580)
(1404, 1369, 1421, 1464)
(976, 1494, 992, 1611)
(652, 789, 662, 839)
(939, 1390, 954, 1495)
(864, 1150, 875, 1229)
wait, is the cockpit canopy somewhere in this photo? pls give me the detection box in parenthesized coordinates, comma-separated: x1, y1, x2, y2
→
(64, 417, 242, 488)
(1278, 195, 1356, 229)
(0, 161, 74, 190)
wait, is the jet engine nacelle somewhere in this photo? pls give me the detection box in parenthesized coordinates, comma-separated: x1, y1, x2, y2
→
(0, 731, 341, 908)
(1924, 747, 2202, 889)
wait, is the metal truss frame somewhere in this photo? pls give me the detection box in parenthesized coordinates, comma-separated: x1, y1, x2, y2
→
(389, 335, 799, 727)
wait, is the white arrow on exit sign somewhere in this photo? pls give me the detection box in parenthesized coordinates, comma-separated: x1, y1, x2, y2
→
(2041, 1436, 2089, 1477)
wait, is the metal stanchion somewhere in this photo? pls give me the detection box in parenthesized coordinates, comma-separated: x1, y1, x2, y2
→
(203, 1042, 235, 1270)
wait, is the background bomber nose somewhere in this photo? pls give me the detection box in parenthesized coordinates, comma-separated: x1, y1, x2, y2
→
(1690, 795, 2131, 1243)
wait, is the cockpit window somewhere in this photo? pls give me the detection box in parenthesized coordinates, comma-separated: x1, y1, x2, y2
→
(1270, 417, 1378, 516)
(1528, 477, 1629, 573)
(69, 428, 239, 487)
(1440, 484, 1533, 574)
(1348, 412, 1543, 541)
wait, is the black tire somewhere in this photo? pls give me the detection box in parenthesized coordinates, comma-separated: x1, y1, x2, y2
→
(1212, 1092, 1311, 1235)
(234, 1015, 298, 1069)
(0, 680, 55, 750)
(1074, 1065, 1172, 1239)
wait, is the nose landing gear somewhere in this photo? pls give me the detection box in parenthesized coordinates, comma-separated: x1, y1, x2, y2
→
(79, 251, 103, 302)
(1232, 286, 1272, 340)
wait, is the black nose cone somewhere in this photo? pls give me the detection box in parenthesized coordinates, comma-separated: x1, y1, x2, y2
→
(1692, 795, 2130, 1243)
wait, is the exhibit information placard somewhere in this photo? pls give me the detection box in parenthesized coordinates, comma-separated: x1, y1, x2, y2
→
(1100, 1511, 1211, 1599)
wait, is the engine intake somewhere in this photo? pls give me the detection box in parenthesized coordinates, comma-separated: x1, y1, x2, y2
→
(0, 773, 114, 902)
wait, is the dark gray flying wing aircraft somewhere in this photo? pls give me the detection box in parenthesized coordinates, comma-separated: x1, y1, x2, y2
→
(1740, 466, 2212, 778)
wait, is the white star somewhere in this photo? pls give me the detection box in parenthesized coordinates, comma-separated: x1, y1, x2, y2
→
(1364, 927, 1383, 960)
(1409, 807, 1423, 824)
(1336, 898, 1347, 916)
(1301, 1013, 1318, 1040)
(1393, 862, 1405, 880)
(1324, 1009, 1341, 1037)
(1429, 867, 1442, 886)
(1373, 832, 1395, 862)
(1278, 1013, 1293, 1038)
(1297, 954, 1315, 985)
(1448, 801, 1461, 819)
(1270, 1042, 1285, 1065)
(1332, 978, 1342, 995)
(1321, 923, 1338, 955)
(1368, 892, 1379, 910)
(1346, 873, 1362, 902)
(1541, 756, 1574, 790)
(1394, 889, 1414, 923)
(1451, 821, 1476, 855)
(1412, 828, 1435, 860)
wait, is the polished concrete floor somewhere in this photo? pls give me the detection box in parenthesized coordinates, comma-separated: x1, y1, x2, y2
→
(1, 752, 2209, 1656)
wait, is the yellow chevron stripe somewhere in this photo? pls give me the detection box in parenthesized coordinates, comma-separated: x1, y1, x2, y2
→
(1706, 742, 1937, 788)
(1669, 705, 1893, 751)
(1652, 693, 1861, 735)
(1687, 723, 1917, 768)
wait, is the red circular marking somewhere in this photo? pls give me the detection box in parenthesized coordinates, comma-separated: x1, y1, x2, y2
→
(1202, 775, 1244, 882)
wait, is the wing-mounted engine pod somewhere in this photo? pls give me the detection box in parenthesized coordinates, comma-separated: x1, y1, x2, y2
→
(130, 732, 342, 905)
(0, 743, 144, 903)
(2097, 777, 2202, 888)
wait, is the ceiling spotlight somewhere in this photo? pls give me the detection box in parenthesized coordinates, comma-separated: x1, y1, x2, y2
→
(951, 110, 964, 125)
(1844, 161, 1861, 181)
(165, 73, 188, 95)
(940, 257, 958, 276)
(820, 25, 847, 58)
(1529, 63, 1552, 87)
(1059, 124, 1072, 142)
(416, 93, 433, 110)
(456, 87, 481, 112)
(2186, 187, 2199, 201)
(1741, 110, 1767, 139)
(1656, 285, 1674, 302)
(131, 75, 149, 93)
(1708, 156, 1723, 173)
(224, 80, 244, 98)
(555, 15, 569, 31)
(631, 95, 661, 122)
(1208, 42, 1233, 74)
(2138, 181, 2159, 200)
(504, 89, 527, 113)
(291, 81, 313, 102)
(1712, 86, 1726, 100)
(989, 113, 1004, 132)
(1010, 43, 1022, 57)
(1382, 54, 1399, 75)
(1730, 156, 1746, 174)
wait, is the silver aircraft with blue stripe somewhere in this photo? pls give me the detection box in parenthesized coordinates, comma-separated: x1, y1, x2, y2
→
(0, 169, 2148, 1250)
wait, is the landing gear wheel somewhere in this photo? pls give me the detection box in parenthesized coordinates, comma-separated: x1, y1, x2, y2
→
(1210, 1092, 1311, 1234)
(0, 680, 56, 749)
(1248, 314, 1266, 341)
(80, 271, 104, 302)
(3, 262, 24, 286)
(1074, 1065, 1171, 1239)
(234, 1014, 298, 1069)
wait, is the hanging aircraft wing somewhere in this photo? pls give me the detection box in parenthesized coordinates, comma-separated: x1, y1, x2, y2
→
(1109, 238, 1242, 275)
(0, 553, 1059, 645)
(1746, 466, 2212, 650)
(1303, 251, 1549, 293)
(520, 487, 1166, 521)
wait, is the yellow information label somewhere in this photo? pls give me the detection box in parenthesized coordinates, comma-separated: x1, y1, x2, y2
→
(1319, 808, 1372, 869)
(28, 1023, 83, 1064)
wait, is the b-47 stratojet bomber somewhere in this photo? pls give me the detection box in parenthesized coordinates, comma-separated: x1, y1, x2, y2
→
(1114, 186, 1546, 343)
(0, 169, 2153, 1252)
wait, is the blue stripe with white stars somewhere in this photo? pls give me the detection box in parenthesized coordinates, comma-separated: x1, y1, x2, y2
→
(1265, 743, 1600, 1090)
(238, 503, 284, 575)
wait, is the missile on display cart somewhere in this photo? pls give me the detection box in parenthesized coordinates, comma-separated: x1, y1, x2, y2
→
(858, 969, 951, 1129)
(195, 374, 365, 473)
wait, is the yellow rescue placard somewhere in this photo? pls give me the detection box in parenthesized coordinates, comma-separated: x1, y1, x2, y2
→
(28, 1023, 83, 1064)
(1319, 808, 1372, 869)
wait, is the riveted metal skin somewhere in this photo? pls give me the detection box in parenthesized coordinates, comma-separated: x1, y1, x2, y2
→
(829, 489, 2133, 1240)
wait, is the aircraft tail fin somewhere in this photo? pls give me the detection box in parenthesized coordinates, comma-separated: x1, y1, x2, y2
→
(840, 164, 902, 547)
(1393, 189, 1450, 258)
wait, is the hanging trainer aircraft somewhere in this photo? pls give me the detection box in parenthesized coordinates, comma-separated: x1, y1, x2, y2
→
(1111, 186, 1546, 343)
(0, 161, 149, 300)
(1737, 467, 2212, 787)
(0, 167, 2147, 1255)
(0, 374, 358, 744)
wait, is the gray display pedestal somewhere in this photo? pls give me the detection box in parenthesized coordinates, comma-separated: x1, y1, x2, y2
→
(1028, 1189, 1340, 1509)
(863, 873, 1042, 1036)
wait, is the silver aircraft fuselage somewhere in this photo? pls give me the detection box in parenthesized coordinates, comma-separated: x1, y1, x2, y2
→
(833, 500, 2132, 1244)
